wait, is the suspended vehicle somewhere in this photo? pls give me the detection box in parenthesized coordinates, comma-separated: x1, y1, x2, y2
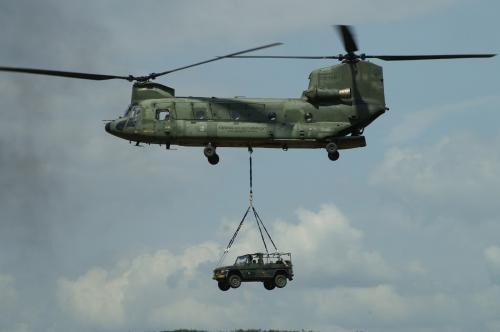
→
(213, 149, 293, 291)
(213, 252, 293, 291)
(0, 26, 494, 165)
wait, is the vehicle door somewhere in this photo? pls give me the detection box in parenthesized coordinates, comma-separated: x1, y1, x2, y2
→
(245, 255, 270, 280)
(192, 102, 215, 137)
(154, 102, 175, 138)
(238, 255, 255, 280)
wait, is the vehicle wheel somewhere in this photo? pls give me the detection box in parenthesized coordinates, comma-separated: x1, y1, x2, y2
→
(328, 151, 340, 161)
(325, 142, 338, 154)
(208, 154, 220, 165)
(263, 280, 275, 290)
(218, 280, 230, 291)
(274, 274, 287, 288)
(204, 145, 216, 158)
(228, 274, 241, 289)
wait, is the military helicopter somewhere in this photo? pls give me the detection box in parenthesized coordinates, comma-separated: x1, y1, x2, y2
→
(0, 26, 494, 165)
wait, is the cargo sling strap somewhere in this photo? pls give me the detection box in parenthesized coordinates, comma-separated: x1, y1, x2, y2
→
(216, 148, 278, 267)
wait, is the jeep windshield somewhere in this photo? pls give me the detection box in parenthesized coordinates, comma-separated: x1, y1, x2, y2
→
(235, 255, 250, 265)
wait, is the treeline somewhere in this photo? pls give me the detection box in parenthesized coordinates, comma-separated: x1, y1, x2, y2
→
(160, 329, 315, 332)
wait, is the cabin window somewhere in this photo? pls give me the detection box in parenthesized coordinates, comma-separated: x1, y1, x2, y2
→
(304, 112, 313, 122)
(156, 109, 170, 121)
(230, 110, 240, 120)
(194, 109, 206, 120)
(268, 112, 277, 121)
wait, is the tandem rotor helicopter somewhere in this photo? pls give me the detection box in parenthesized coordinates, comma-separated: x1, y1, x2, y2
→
(0, 26, 495, 165)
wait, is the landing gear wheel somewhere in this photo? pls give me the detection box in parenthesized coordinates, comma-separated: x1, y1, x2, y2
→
(263, 280, 276, 290)
(204, 144, 216, 158)
(218, 280, 230, 291)
(274, 274, 287, 288)
(228, 274, 241, 289)
(328, 151, 340, 161)
(325, 142, 338, 154)
(208, 154, 220, 165)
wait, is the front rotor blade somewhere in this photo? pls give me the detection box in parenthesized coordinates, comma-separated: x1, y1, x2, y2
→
(152, 42, 283, 78)
(336, 25, 358, 54)
(366, 54, 496, 61)
(0, 66, 131, 81)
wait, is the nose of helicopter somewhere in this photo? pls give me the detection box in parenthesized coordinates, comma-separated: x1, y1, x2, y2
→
(105, 122, 111, 133)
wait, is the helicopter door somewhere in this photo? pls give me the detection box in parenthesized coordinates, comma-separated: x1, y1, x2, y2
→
(154, 102, 175, 137)
(192, 102, 213, 137)
(174, 102, 212, 138)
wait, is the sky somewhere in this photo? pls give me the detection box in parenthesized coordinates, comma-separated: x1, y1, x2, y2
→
(0, 1, 499, 331)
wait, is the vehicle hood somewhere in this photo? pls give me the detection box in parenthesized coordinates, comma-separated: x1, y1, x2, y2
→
(213, 265, 233, 272)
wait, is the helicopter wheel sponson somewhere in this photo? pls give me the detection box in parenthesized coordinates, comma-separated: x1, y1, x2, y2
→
(328, 151, 340, 161)
(204, 144, 217, 158)
(325, 142, 338, 154)
(208, 154, 220, 165)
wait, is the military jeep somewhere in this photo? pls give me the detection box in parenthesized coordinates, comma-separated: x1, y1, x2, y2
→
(213, 252, 293, 291)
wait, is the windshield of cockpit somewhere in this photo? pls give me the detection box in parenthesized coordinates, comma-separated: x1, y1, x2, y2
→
(123, 104, 142, 128)
(124, 104, 141, 117)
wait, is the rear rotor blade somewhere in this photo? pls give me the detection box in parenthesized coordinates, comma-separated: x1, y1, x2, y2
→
(229, 55, 340, 60)
(366, 54, 496, 61)
(0, 66, 132, 81)
(336, 25, 358, 54)
(151, 42, 283, 78)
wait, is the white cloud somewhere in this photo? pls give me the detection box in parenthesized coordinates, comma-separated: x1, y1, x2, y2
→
(222, 204, 394, 287)
(0, 274, 17, 313)
(56, 204, 394, 330)
(305, 285, 469, 330)
(386, 96, 499, 144)
(148, 298, 249, 329)
(472, 285, 500, 331)
(484, 246, 500, 284)
(47, 203, 500, 332)
(370, 134, 500, 214)
(407, 260, 428, 276)
(306, 285, 409, 323)
(57, 242, 219, 330)
(58, 268, 127, 328)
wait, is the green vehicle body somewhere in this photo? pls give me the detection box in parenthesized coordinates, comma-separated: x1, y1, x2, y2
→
(213, 253, 294, 291)
(105, 61, 386, 160)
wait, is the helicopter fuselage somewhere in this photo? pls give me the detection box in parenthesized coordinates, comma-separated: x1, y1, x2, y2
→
(105, 61, 387, 164)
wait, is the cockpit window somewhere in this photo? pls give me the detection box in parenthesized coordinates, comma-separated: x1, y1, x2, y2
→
(156, 109, 170, 121)
(126, 105, 141, 128)
(131, 106, 141, 118)
(124, 105, 133, 117)
(124, 104, 140, 118)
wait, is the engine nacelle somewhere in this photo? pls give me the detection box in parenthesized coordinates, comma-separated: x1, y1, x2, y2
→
(303, 87, 351, 102)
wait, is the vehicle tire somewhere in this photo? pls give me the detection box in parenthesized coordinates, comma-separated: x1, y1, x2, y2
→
(328, 151, 340, 161)
(228, 274, 241, 289)
(325, 142, 338, 154)
(204, 145, 216, 158)
(208, 154, 220, 165)
(263, 280, 275, 290)
(218, 280, 230, 291)
(274, 274, 287, 288)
